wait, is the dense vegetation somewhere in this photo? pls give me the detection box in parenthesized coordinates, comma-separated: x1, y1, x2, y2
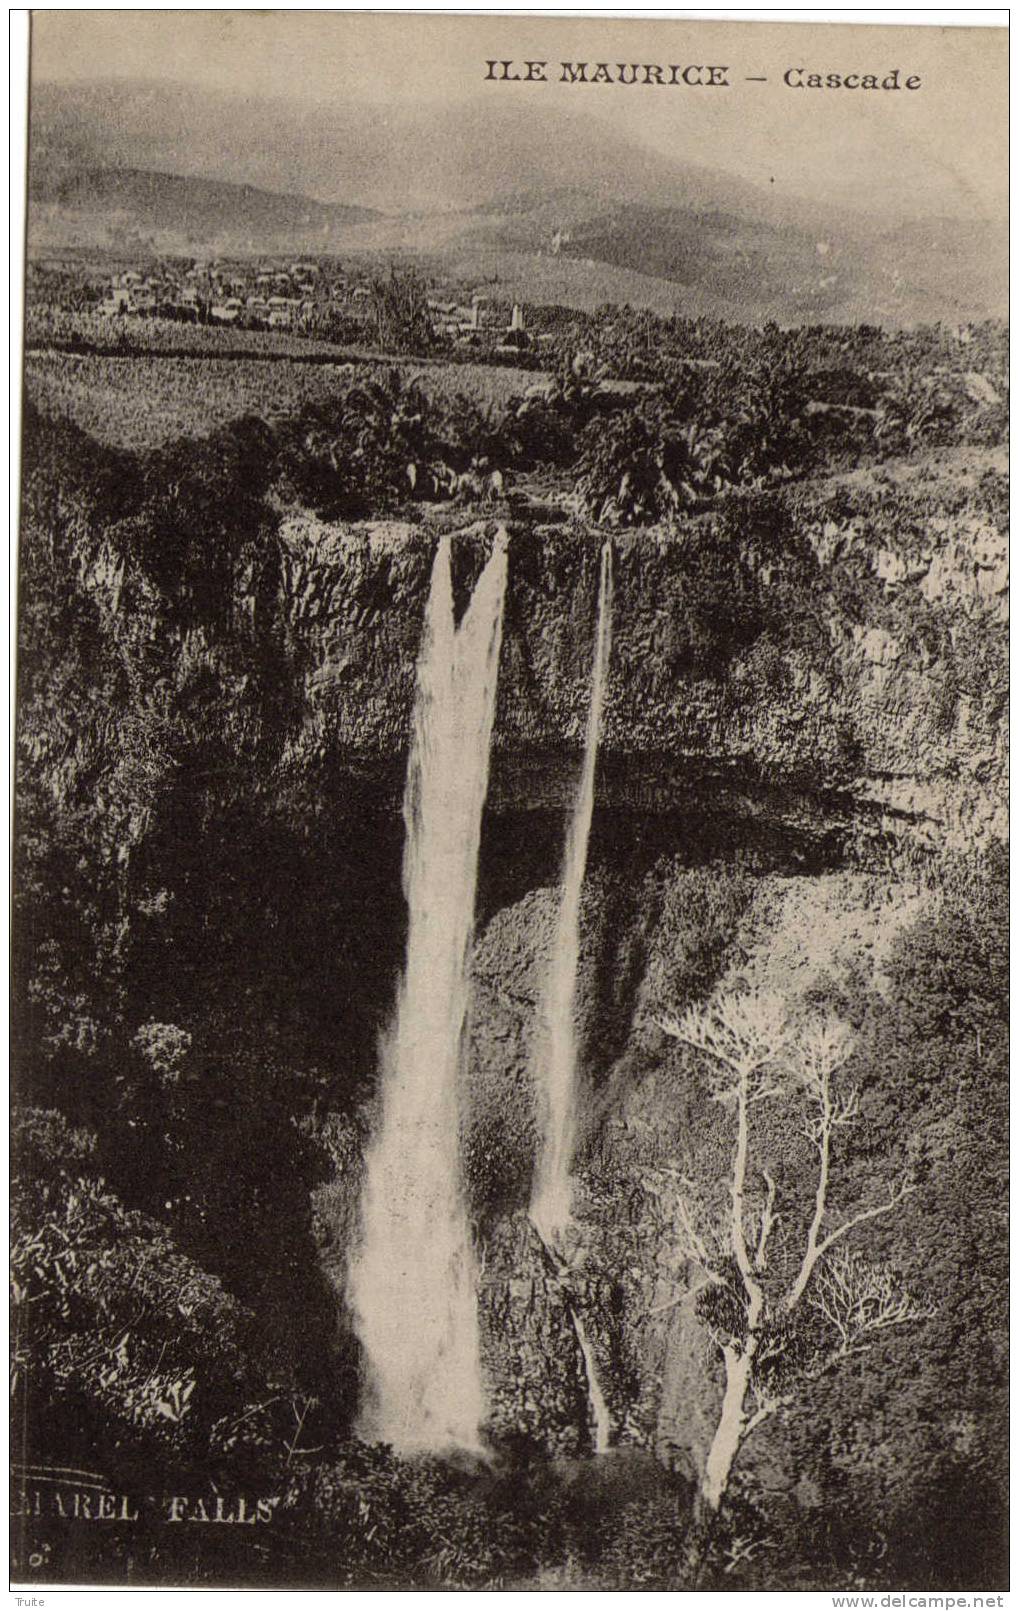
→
(25, 311, 1007, 514)
(13, 294, 1008, 1588)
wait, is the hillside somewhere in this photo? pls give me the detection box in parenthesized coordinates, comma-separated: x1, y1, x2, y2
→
(28, 80, 823, 218)
(413, 201, 1007, 326)
(28, 165, 381, 253)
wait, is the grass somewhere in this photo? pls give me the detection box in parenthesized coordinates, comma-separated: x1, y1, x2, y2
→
(23, 349, 546, 450)
(24, 308, 361, 360)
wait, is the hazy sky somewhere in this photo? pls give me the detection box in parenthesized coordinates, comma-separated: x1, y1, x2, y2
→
(31, 11, 1007, 220)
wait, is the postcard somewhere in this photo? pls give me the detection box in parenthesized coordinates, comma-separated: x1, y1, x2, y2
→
(12, 10, 1007, 1595)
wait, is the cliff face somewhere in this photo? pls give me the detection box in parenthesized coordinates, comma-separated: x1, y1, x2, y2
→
(463, 865, 940, 1475)
(280, 448, 1007, 851)
(277, 456, 1006, 1501)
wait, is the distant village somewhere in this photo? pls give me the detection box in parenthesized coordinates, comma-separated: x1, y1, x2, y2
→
(80, 256, 549, 355)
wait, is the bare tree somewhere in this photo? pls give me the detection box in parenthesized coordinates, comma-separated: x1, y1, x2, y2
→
(653, 991, 931, 1518)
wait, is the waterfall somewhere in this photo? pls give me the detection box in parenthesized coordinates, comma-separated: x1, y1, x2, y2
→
(530, 540, 614, 1250)
(570, 1309, 612, 1455)
(348, 530, 508, 1455)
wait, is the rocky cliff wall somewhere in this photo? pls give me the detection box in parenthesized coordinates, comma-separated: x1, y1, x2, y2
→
(280, 456, 1006, 850)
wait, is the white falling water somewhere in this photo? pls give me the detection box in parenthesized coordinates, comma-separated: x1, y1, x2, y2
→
(571, 1309, 612, 1455)
(530, 540, 614, 1251)
(348, 530, 508, 1455)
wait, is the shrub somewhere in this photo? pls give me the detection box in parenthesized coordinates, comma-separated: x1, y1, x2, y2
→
(281, 1444, 534, 1587)
(11, 1106, 288, 1474)
(600, 1494, 690, 1587)
(873, 372, 960, 454)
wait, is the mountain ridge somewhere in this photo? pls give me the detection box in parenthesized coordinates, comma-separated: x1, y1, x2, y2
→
(29, 164, 382, 251)
(27, 79, 1008, 325)
(26, 77, 910, 224)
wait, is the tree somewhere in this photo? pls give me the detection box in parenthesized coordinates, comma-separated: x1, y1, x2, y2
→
(574, 401, 724, 526)
(712, 358, 811, 484)
(274, 370, 440, 514)
(652, 992, 931, 1521)
(368, 265, 435, 354)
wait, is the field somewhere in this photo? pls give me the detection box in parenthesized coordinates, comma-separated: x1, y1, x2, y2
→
(23, 349, 548, 450)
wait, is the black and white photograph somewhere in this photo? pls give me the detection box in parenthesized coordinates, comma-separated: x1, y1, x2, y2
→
(11, 9, 1008, 1595)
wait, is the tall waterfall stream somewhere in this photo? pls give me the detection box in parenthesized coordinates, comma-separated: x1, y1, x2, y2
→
(350, 532, 615, 1458)
(348, 531, 507, 1455)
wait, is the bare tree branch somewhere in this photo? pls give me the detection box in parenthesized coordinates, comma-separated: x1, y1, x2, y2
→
(814, 1180, 917, 1263)
(808, 1245, 933, 1364)
(649, 1274, 719, 1316)
(786, 1016, 863, 1311)
(754, 1171, 779, 1271)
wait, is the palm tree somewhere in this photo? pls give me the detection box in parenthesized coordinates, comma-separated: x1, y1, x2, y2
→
(574, 405, 725, 527)
(874, 373, 958, 451)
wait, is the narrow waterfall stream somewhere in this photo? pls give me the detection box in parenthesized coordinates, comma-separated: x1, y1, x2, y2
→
(570, 1309, 613, 1455)
(529, 540, 614, 1452)
(530, 540, 614, 1250)
(348, 531, 508, 1455)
